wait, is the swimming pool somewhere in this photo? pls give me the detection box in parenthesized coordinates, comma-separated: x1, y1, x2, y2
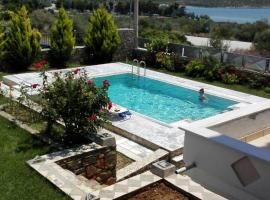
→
(94, 73, 237, 123)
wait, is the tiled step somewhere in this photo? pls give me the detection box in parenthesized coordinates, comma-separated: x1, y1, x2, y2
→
(171, 154, 185, 168)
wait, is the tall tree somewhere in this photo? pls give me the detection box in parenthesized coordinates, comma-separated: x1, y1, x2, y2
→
(254, 29, 270, 53)
(0, 23, 5, 60)
(84, 7, 121, 63)
(5, 6, 41, 71)
(50, 7, 75, 68)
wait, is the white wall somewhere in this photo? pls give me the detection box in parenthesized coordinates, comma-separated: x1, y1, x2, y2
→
(210, 109, 270, 139)
(182, 126, 270, 200)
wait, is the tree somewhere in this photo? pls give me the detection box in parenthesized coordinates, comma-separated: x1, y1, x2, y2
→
(254, 29, 270, 53)
(0, 23, 5, 60)
(84, 7, 121, 63)
(5, 6, 41, 71)
(50, 7, 75, 68)
(209, 25, 230, 51)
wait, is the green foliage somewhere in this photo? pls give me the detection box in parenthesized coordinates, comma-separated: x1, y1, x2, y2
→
(156, 52, 174, 71)
(221, 72, 239, 84)
(2, 0, 51, 11)
(185, 59, 205, 77)
(30, 9, 55, 32)
(202, 56, 221, 81)
(209, 25, 230, 50)
(0, 24, 5, 60)
(246, 74, 265, 89)
(5, 6, 41, 71)
(145, 37, 168, 52)
(84, 8, 121, 63)
(39, 68, 111, 143)
(254, 29, 270, 53)
(50, 7, 75, 68)
(264, 87, 270, 93)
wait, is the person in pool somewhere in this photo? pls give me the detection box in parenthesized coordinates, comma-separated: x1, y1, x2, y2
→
(199, 88, 207, 101)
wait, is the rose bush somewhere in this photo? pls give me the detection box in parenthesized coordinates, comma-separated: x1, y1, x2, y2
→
(31, 61, 111, 144)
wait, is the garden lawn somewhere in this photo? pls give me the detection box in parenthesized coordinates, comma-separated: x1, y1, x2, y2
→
(0, 116, 70, 200)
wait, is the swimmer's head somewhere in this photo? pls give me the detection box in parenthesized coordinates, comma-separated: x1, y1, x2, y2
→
(199, 88, 204, 94)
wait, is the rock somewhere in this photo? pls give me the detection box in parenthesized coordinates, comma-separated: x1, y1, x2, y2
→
(106, 177, 116, 185)
(85, 165, 97, 179)
(95, 158, 105, 169)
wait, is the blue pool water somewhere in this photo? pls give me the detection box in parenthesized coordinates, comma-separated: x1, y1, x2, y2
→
(94, 73, 237, 123)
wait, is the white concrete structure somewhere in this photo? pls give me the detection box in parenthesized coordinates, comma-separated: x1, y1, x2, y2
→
(182, 125, 270, 200)
(185, 35, 253, 51)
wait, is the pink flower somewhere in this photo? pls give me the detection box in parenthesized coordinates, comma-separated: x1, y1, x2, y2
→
(86, 80, 92, 87)
(33, 63, 42, 71)
(32, 83, 40, 89)
(103, 80, 110, 87)
(108, 101, 113, 110)
(74, 68, 80, 75)
(39, 60, 47, 65)
(89, 114, 97, 122)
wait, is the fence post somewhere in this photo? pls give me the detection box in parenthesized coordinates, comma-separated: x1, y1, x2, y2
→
(220, 50, 224, 64)
(266, 59, 270, 72)
(242, 55, 246, 69)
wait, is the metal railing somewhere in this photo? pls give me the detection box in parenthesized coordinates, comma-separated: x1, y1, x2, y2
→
(138, 37, 270, 74)
(41, 32, 85, 48)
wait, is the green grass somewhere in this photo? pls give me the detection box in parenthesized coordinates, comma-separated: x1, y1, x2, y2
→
(0, 116, 70, 200)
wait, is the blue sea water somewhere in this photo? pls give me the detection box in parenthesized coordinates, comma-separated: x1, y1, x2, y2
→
(186, 6, 270, 23)
(94, 73, 237, 123)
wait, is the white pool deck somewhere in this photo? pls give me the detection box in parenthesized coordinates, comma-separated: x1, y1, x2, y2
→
(2, 62, 270, 154)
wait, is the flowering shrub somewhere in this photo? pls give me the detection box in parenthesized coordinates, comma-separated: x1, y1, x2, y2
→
(221, 72, 239, 84)
(31, 62, 111, 143)
(185, 59, 205, 77)
(156, 51, 174, 71)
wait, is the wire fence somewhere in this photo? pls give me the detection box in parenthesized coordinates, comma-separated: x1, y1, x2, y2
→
(41, 32, 85, 48)
(138, 37, 270, 74)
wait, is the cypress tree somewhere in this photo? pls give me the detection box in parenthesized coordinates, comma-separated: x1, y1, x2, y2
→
(5, 6, 41, 71)
(50, 7, 75, 68)
(84, 7, 121, 63)
(0, 23, 5, 60)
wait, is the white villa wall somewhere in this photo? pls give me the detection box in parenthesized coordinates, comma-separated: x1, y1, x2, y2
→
(210, 108, 270, 139)
(182, 126, 270, 200)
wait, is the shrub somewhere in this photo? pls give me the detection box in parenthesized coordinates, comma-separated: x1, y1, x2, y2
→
(144, 37, 169, 68)
(221, 72, 239, 84)
(156, 51, 174, 71)
(202, 56, 222, 81)
(84, 8, 121, 64)
(185, 59, 205, 77)
(5, 6, 41, 71)
(50, 7, 75, 68)
(264, 87, 270, 93)
(36, 66, 111, 143)
(246, 74, 265, 89)
(145, 37, 168, 53)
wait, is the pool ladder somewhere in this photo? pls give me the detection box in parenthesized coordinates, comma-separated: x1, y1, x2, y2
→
(132, 59, 147, 76)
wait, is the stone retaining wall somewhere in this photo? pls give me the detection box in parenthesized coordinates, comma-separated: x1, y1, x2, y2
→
(56, 145, 117, 185)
